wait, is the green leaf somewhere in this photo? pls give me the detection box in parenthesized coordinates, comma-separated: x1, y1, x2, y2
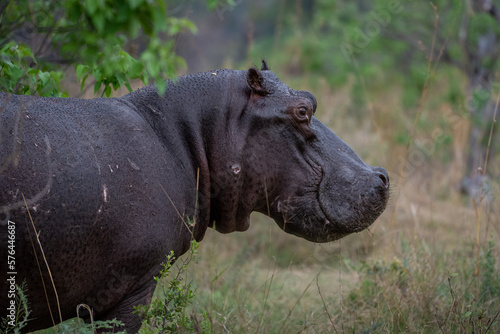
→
(167, 17, 198, 35)
(9, 65, 23, 84)
(127, 0, 143, 10)
(115, 72, 124, 87)
(105, 85, 111, 97)
(92, 12, 105, 32)
(206, 0, 218, 10)
(27, 68, 40, 75)
(128, 61, 143, 78)
(80, 74, 89, 91)
(85, 0, 99, 15)
(124, 81, 132, 93)
(141, 71, 148, 86)
(94, 80, 101, 94)
(155, 80, 166, 96)
(183, 20, 198, 34)
(76, 64, 89, 81)
(38, 71, 50, 86)
(92, 68, 102, 81)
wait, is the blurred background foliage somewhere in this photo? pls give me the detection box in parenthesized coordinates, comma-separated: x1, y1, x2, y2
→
(0, 0, 205, 96)
(1, 0, 499, 332)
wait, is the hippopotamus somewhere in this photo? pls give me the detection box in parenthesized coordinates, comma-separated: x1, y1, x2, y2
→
(0, 61, 389, 332)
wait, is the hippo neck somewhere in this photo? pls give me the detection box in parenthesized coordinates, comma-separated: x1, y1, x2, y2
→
(122, 70, 255, 237)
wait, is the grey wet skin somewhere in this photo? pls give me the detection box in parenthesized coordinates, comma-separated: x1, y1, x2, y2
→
(0, 61, 389, 332)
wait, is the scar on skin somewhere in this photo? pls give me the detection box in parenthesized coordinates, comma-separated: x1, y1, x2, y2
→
(103, 184, 108, 203)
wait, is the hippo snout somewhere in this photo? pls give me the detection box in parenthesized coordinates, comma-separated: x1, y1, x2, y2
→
(314, 163, 390, 240)
(272, 162, 390, 243)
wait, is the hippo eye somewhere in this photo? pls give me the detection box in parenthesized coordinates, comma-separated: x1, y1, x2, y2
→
(288, 105, 315, 140)
(296, 107, 310, 122)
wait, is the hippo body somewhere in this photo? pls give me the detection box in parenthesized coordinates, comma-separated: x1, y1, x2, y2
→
(0, 62, 389, 332)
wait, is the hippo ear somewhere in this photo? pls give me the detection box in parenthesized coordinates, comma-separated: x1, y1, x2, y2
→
(261, 59, 270, 71)
(247, 68, 268, 96)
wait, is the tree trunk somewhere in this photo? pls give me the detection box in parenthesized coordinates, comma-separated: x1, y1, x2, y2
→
(459, 2, 499, 198)
(461, 72, 497, 197)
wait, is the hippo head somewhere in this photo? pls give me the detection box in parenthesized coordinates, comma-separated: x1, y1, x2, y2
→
(208, 61, 389, 242)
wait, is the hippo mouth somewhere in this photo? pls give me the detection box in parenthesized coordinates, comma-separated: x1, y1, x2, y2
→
(271, 196, 347, 243)
(272, 198, 355, 242)
(270, 163, 389, 243)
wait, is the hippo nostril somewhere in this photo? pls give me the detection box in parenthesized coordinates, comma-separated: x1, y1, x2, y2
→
(372, 167, 389, 189)
(378, 173, 389, 188)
